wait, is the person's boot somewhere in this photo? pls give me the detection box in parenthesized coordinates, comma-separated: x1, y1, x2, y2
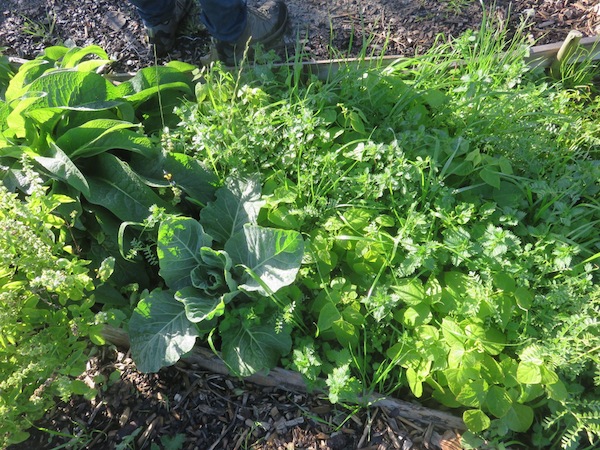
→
(212, 1, 288, 65)
(144, 0, 194, 56)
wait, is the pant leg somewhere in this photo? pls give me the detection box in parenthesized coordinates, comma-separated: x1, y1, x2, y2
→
(128, 0, 175, 26)
(198, 0, 247, 42)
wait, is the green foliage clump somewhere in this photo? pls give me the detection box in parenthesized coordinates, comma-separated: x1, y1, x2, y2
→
(162, 18, 600, 448)
(127, 176, 304, 376)
(2, 18, 599, 449)
(0, 44, 197, 446)
(0, 165, 99, 447)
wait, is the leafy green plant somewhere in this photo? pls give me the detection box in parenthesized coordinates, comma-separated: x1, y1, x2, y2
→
(3, 12, 600, 448)
(20, 10, 57, 44)
(0, 165, 104, 447)
(162, 14, 600, 447)
(439, 0, 477, 15)
(128, 176, 305, 376)
(0, 45, 217, 300)
(0, 47, 15, 100)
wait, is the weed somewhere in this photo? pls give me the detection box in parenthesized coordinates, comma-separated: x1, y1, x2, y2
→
(20, 10, 57, 44)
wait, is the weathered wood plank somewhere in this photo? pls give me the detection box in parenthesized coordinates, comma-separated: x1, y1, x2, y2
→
(102, 325, 466, 431)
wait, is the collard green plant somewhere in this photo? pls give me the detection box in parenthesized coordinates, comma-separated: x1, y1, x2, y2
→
(129, 176, 304, 376)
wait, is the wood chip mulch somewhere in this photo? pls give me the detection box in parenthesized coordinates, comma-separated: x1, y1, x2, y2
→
(11, 347, 463, 450)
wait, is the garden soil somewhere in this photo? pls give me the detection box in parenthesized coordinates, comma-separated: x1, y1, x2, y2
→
(0, 0, 599, 72)
(1, 0, 599, 449)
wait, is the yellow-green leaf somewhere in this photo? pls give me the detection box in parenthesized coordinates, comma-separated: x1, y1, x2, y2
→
(463, 409, 491, 432)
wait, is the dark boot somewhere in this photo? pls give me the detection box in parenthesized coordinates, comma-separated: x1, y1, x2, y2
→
(144, 0, 195, 56)
(211, 1, 288, 65)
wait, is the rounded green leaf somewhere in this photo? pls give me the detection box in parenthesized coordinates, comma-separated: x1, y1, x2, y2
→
(332, 319, 358, 347)
(493, 272, 516, 292)
(175, 286, 226, 323)
(406, 366, 424, 398)
(221, 322, 292, 377)
(129, 290, 198, 373)
(317, 301, 342, 334)
(481, 354, 504, 383)
(200, 176, 264, 244)
(392, 278, 425, 306)
(540, 365, 559, 385)
(516, 361, 542, 385)
(402, 303, 432, 328)
(514, 286, 533, 310)
(441, 318, 466, 348)
(480, 167, 501, 189)
(482, 327, 506, 355)
(457, 379, 488, 408)
(486, 385, 513, 418)
(157, 217, 212, 291)
(546, 379, 568, 402)
(504, 404, 534, 432)
(225, 224, 304, 295)
(463, 409, 491, 432)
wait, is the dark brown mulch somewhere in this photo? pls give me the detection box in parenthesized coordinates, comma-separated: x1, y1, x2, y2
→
(0, 0, 598, 73)
(10, 346, 462, 450)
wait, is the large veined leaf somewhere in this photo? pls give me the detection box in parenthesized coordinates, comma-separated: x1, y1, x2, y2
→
(60, 45, 109, 69)
(85, 152, 173, 223)
(175, 286, 226, 323)
(157, 216, 213, 291)
(33, 142, 90, 196)
(221, 321, 292, 377)
(114, 65, 193, 98)
(503, 404, 534, 432)
(125, 81, 193, 106)
(129, 149, 218, 205)
(163, 152, 218, 205)
(225, 224, 304, 295)
(55, 119, 153, 159)
(5, 59, 51, 103)
(129, 289, 198, 373)
(14, 70, 117, 107)
(200, 176, 264, 244)
(6, 68, 123, 138)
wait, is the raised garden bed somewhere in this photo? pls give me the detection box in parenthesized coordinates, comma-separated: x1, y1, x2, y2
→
(2, 6, 600, 450)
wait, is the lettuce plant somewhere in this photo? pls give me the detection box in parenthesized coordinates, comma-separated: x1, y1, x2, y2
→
(128, 176, 304, 376)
